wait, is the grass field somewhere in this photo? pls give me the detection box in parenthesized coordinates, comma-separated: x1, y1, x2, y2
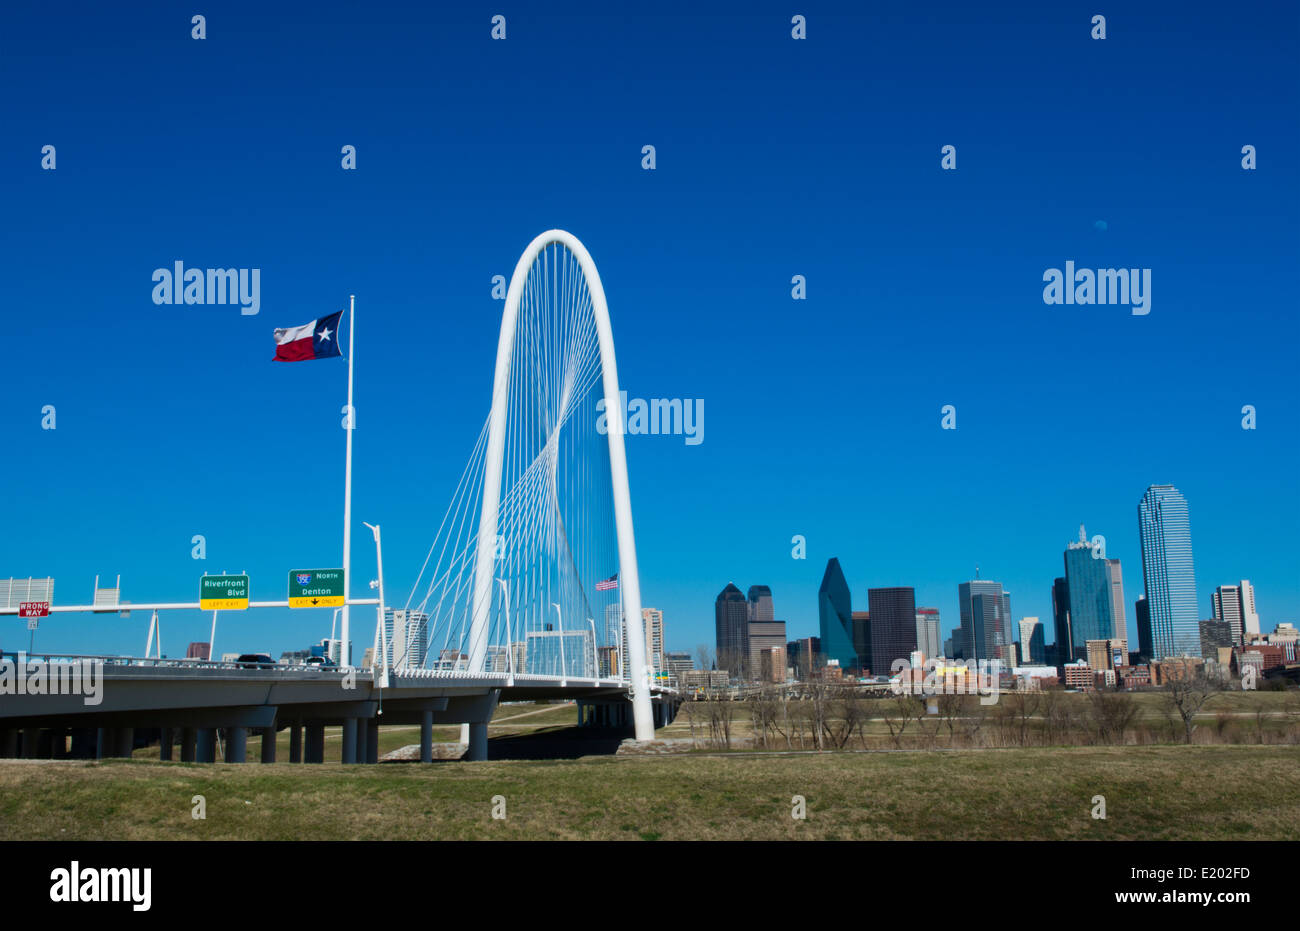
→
(2, 745, 1297, 840)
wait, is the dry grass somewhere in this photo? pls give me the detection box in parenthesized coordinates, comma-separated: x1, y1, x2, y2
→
(2, 744, 1296, 841)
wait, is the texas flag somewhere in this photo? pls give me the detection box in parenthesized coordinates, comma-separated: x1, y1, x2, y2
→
(273, 310, 344, 362)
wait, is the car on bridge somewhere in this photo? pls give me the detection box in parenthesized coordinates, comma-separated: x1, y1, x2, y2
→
(234, 653, 275, 669)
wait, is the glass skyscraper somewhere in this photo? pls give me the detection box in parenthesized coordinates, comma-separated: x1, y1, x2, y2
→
(1062, 524, 1123, 657)
(818, 558, 855, 670)
(1138, 484, 1200, 660)
(958, 579, 1012, 665)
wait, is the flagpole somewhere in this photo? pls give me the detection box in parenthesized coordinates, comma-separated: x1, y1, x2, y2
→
(342, 294, 355, 667)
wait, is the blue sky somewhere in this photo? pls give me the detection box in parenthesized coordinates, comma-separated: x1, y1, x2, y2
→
(1, 0, 1296, 661)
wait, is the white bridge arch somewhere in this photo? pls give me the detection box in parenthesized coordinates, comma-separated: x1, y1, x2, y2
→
(404, 230, 654, 740)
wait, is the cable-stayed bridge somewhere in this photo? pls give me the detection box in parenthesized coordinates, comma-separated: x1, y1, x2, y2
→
(0, 230, 678, 763)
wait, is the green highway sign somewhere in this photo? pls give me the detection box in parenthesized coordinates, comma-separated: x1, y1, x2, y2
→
(199, 575, 249, 611)
(288, 568, 345, 608)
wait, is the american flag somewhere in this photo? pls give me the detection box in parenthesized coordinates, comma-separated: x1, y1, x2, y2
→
(595, 572, 618, 591)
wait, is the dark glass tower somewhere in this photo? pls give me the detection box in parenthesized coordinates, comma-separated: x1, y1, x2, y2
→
(747, 585, 773, 624)
(866, 587, 918, 675)
(714, 583, 749, 678)
(818, 558, 855, 670)
(1052, 577, 1072, 663)
(1134, 595, 1152, 661)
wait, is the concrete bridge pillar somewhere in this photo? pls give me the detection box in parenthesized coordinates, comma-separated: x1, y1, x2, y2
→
(420, 711, 433, 763)
(195, 727, 216, 763)
(365, 719, 379, 763)
(180, 727, 196, 762)
(0, 729, 17, 758)
(226, 727, 247, 763)
(304, 724, 324, 763)
(466, 722, 489, 761)
(341, 718, 358, 764)
(114, 727, 134, 759)
(23, 728, 42, 759)
(260, 727, 277, 763)
(159, 727, 174, 761)
(289, 723, 302, 763)
(49, 728, 67, 758)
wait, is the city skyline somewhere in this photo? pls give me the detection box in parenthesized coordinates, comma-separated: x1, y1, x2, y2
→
(697, 482, 1289, 671)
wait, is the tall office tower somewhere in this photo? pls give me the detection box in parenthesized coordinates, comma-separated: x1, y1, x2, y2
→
(1052, 577, 1072, 662)
(749, 619, 788, 682)
(715, 583, 750, 678)
(916, 608, 942, 661)
(867, 587, 918, 675)
(1063, 525, 1122, 662)
(1134, 595, 1153, 660)
(384, 608, 429, 669)
(787, 636, 821, 680)
(1239, 580, 1260, 639)
(1138, 484, 1201, 660)
(818, 558, 856, 669)
(1198, 619, 1233, 660)
(604, 603, 627, 676)
(642, 608, 665, 675)
(745, 584, 784, 681)
(1214, 581, 1261, 644)
(1018, 616, 1044, 665)
(851, 611, 871, 671)
(1212, 585, 1244, 644)
(958, 579, 1012, 665)
(1107, 558, 1128, 643)
(747, 585, 774, 624)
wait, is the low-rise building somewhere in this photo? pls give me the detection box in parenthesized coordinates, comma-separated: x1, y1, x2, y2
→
(1063, 660, 1094, 690)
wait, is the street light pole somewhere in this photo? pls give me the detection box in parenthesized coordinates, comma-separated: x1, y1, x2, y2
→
(363, 522, 387, 688)
(552, 602, 566, 687)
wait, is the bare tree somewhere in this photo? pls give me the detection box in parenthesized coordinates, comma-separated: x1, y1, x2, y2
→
(1162, 663, 1219, 744)
(702, 687, 735, 749)
(806, 682, 831, 750)
(937, 692, 964, 746)
(1006, 690, 1041, 746)
(1038, 687, 1066, 746)
(1086, 689, 1138, 745)
(959, 701, 988, 747)
(680, 692, 700, 748)
(823, 685, 865, 749)
(748, 688, 782, 749)
(1250, 693, 1270, 745)
(880, 693, 923, 749)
